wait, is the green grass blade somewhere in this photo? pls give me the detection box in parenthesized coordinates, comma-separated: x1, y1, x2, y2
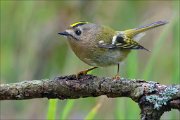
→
(142, 19, 175, 79)
(125, 49, 139, 120)
(60, 100, 75, 120)
(47, 99, 58, 120)
(115, 99, 126, 119)
(172, 16, 179, 84)
(127, 51, 138, 78)
(85, 103, 101, 120)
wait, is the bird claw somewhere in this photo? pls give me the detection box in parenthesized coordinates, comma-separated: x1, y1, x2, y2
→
(113, 74, 121, 80)
(76, 70, 88, 79)
(76, 67, 98, 79)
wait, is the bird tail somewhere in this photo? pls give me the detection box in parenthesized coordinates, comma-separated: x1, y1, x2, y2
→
(123, 21, 168, 38)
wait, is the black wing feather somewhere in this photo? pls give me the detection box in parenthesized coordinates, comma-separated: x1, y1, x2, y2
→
(98, 34, 149, 51)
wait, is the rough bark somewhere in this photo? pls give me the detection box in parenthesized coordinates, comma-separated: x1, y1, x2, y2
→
(0, 75, 179, 120)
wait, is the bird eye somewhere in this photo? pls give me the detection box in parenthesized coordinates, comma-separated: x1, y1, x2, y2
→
(75, 30, 81, 36)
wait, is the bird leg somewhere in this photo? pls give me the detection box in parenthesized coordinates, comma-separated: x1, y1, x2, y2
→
(76, 67, 98, 78)
(113, 63, 120, 80)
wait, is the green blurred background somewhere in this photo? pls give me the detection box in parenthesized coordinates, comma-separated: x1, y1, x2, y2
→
(0, 0, 179, 119)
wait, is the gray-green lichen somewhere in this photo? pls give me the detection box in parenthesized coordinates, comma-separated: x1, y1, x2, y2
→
(146, 81, 158, 93)
(146, 86, 179, 110)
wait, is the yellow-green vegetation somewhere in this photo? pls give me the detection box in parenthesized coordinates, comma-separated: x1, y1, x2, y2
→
(0, 0, 179, 120)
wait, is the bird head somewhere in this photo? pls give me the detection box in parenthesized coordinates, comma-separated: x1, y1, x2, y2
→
(58, 21, 101, 45)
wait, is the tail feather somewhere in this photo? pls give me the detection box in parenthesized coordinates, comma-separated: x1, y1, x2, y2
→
(123, 21, 168, 38)
(135, 21, 168, 31)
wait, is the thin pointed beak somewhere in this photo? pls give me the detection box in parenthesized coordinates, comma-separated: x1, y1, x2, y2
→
(58, 31, 70, 36)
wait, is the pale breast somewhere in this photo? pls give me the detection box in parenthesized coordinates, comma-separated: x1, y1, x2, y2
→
(88, 49, 130, 67)
(79, 46, 130, 67)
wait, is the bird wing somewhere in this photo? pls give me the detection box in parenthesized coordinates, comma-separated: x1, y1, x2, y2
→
(98, 32, 149, 51)
(98, 21, 168, 51)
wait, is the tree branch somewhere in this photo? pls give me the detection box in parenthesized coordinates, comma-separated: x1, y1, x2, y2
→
(0, 75, 179, 120)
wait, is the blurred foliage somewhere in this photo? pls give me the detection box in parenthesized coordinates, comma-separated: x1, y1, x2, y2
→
(47, 99, 57, 120)
(60, 100, 74, 120)
(0, 0, 179, 120)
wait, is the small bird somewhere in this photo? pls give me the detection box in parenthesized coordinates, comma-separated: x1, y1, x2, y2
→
(58, 21, 167, 79)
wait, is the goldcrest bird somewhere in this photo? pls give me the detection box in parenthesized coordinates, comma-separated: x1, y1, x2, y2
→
(58, 21, 167, 79)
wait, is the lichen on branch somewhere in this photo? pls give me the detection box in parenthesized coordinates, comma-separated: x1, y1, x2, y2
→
(0, 75, 179, 120)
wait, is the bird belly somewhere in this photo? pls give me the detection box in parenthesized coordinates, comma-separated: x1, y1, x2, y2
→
(68, 40, 130, 67)
(82, 49, 130, 67)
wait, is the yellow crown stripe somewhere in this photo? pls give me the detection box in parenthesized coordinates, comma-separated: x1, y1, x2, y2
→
(70, 21, 89, 27)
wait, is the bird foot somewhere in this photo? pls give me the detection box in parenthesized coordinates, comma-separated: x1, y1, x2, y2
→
(76, 70, 88, 79)
(113, 74, 121, 80)
(76, 67, 98, 79)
